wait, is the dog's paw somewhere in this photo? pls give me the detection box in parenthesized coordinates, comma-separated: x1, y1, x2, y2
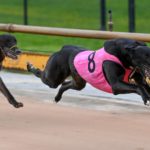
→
(144, 100, 150, 106)
(26, 62, 33, 72)
(13, 102, 24, 108)
(54, 95, 62, 103)
(9, 99, 24, 108)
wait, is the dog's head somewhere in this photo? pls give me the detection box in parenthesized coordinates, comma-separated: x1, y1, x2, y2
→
(104, 38, 150, 77)
(126, 45, 150, 78)
(0, 34, 21, 59)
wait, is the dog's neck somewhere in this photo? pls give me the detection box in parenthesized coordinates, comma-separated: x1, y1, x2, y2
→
(105, 48, 133, 68)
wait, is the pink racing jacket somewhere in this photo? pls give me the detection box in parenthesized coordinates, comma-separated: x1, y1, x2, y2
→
(74, 47, 132, 93)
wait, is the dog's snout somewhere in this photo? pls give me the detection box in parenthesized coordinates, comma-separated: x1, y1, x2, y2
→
(15, 48, 22, 55)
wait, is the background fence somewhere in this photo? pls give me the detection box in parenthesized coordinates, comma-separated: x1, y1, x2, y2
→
(1, 0, 150, 32)
(1, 0, 150, 54)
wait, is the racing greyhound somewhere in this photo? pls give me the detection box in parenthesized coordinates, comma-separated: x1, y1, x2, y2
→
(27, 38, 150, 105)
(0, 34, 23, 108)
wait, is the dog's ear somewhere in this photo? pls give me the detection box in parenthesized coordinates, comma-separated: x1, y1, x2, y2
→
(104, 39, 116, 51)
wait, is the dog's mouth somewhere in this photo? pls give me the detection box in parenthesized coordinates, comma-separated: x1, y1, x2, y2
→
(4, 46, 21, 60)
(6, 49, 21, 59)
(135, 64, 150, 86)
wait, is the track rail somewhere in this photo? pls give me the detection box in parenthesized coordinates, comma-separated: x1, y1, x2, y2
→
(0, 23, 150, 42)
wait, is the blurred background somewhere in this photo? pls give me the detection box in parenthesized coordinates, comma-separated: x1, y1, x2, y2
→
(0, 0, 150, 53)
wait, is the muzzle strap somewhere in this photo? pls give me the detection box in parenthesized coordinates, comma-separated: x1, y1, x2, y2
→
(9, 45, 17, 50)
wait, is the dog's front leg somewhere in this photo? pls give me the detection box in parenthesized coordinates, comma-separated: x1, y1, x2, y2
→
(112, 81, 149, 105)
(103, 61, 150, 105)
(0, 77, 23, 108)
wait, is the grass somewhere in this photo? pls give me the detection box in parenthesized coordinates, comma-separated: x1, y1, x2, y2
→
(0, 0, 150, 53)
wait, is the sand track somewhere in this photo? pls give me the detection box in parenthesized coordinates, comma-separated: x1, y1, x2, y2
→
(0, 71, 150, 150)
(0, 94, 150, 150)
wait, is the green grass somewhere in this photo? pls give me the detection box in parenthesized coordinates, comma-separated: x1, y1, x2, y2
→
(0, 0, 150, 53)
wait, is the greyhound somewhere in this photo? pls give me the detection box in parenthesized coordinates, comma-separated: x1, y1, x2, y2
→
(0, 34, 23, 108)
(27, 38, 150, 105)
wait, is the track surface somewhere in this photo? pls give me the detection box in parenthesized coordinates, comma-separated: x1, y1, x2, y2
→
(1, 71, 146, 111)
(0, 71, 150, 150)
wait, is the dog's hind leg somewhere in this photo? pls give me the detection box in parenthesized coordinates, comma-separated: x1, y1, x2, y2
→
(27, 62, 69, 89)
(55, 77, 86, 103)
(27, 62, 42, 78)
(27, 62, 53, 86)
(62, 80, 71, 85)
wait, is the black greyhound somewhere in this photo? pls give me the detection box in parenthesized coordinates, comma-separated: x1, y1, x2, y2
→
(27, 38, 150, 105)
(0, 34, 23, 108)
